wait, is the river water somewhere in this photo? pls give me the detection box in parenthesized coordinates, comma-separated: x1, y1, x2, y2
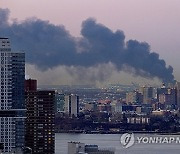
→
(55, 133, 180, 154)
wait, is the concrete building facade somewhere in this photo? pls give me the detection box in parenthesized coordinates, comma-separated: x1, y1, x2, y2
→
(64, 94, 79, 117)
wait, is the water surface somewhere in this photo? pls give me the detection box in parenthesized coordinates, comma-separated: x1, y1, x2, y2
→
(55, 133, 180, 154)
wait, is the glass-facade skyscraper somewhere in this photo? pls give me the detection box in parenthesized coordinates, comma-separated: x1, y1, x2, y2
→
(0, 38, 25, 152)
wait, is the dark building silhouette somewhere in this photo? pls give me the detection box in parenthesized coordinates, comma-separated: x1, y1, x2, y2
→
(25, 80, 55, 154)
(25, 79, 37, 91)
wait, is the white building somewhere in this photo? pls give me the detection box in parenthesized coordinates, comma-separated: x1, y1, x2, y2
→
(64, 94, 79, 117)
(68, 142, 85, 154)
(68, 142, 115, 154)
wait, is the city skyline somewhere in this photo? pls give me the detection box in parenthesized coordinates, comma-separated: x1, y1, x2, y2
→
(0, 35, 180, 153)
(1, 0, 180, 86)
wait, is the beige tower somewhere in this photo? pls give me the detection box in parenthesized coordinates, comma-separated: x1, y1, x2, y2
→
(175, 82, 180, 108)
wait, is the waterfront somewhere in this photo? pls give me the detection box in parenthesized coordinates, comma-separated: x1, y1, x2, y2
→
(55, 133, 180, 154)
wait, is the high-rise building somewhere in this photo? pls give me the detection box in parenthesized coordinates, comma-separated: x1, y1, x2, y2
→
(54, 93, 79, 115)
(175, 82, 180, 108)
(126, 91, 143, 104)
(141, 87, 154, 104)
(157, 84, 168, 102)
(55, 93, 65, 113)
(0, 38, 25, 152)
(25, 89, 55, 154)
(158, 88, 177, 109)
(64, 94, 79, 117)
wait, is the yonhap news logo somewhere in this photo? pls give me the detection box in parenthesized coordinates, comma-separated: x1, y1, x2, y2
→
(120, 133, 180, 148)
(120, 133, 135, 148)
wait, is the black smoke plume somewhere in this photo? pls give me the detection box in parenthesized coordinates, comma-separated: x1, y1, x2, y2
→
(0, 8, 174, 83)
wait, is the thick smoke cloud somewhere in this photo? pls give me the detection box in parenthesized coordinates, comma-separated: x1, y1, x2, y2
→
(0, 8, 174, 83)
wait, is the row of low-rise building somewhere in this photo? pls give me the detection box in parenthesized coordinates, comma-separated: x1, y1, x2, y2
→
(127, 117, 150, 124)
(68, 142, 115, 154)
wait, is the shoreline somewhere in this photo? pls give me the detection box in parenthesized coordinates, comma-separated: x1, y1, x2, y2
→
(55, 130, 180, 135)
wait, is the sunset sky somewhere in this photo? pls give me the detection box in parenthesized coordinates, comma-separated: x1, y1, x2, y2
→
(1, 0, 180, 85)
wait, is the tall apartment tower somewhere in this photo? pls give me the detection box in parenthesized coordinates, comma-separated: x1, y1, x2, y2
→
(141, 87, 154, 104)
(0, 38, 25, 152)
(25, 80, 55, 154)
(175, 82, 180, 108)
(64, 94, 79, 117)
(55, 93, 65, 113)
(157, 84, 168, 102)
(126, 91, 143, 104)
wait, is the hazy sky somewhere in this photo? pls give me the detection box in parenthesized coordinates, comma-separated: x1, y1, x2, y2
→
(1, 0, 180, 85)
